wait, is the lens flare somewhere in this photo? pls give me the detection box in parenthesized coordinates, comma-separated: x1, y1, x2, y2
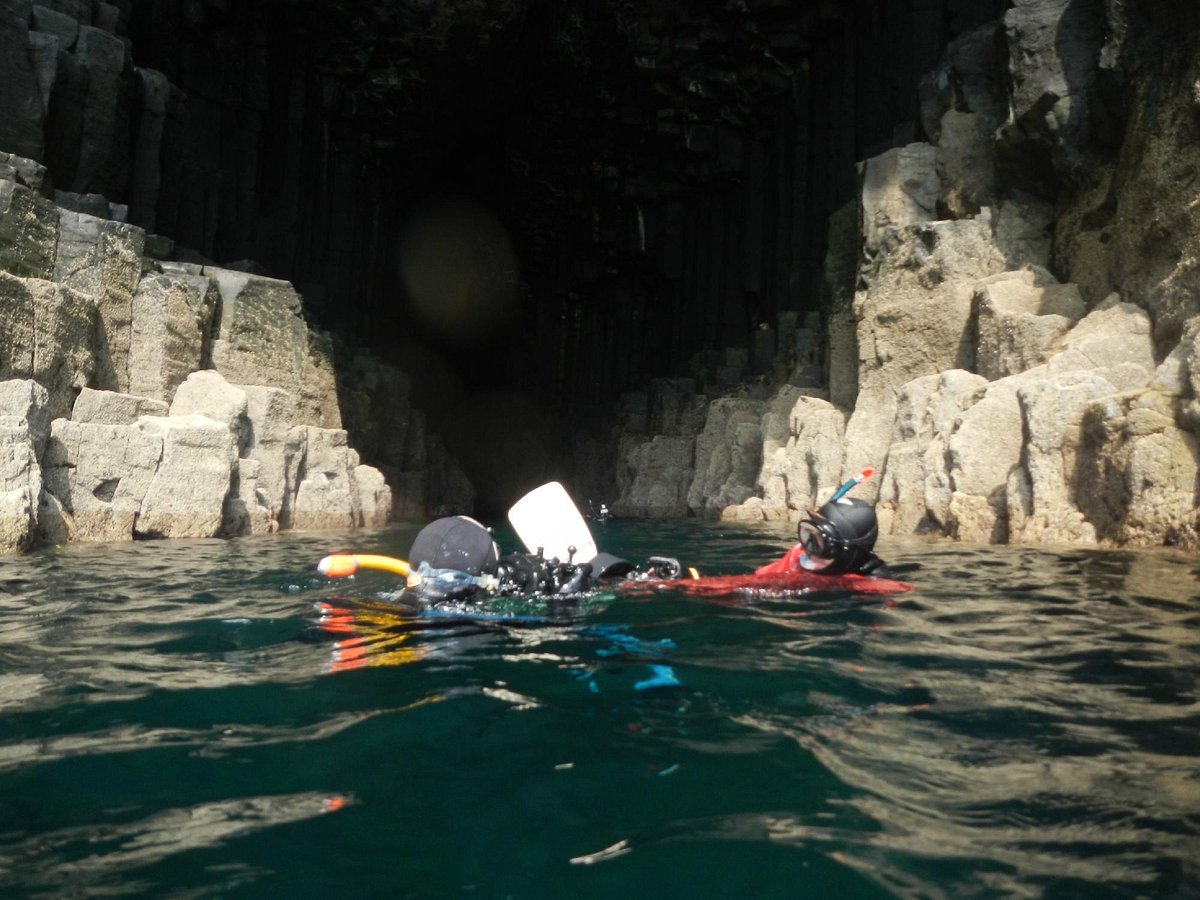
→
(395, 196, 519, 342)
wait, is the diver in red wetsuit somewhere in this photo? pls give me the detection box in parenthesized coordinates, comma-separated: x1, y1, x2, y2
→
(757, 495, 891, 578)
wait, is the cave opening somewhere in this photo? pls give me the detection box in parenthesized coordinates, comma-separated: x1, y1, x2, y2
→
(117, 0, 1006, 514)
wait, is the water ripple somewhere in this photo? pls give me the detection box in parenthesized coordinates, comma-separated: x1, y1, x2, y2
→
(1, 525, 1198, 897)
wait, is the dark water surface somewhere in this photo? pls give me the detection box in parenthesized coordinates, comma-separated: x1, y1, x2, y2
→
(1, 519, 1198, 899)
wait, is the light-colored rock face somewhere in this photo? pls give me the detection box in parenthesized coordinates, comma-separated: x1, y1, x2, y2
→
(974, 268, 1086, 380)
(287, 426, 361, 531)
(1007, 373, 1117, 546)
(1046, 297, 1156, 390)
(0, 196, 422, 552)
(0, 272, 100, 420)
(170, 370, 250, 455)
(0, 378, 53, 448)
(0, 207, 416, 552)
(844, 210, 1009, 496)
(0, 267, 405, 549)
(750, 392, 846, 522)
(1080, 390, 1200, 547)
(876, 370, 992, 538)
(871, 295, 1176, 546)
(42, 418, 164, 542)
(612, 232, 1197, 548)
(207, 271, 341, 430)
(133, 414, 237, 539)
(688, 396, 764, 516)
(72, 387, 167, 425)
(0, 434, 41, 552)
(860, 144, 939, 256)
(129, 272, 219, 404)
(22, 389, 396, 544)
(640, 6, 1200, 550)
(615, 199, 1195, 550)
(353, 465, 393, 529)
(223, 457, 275, 537)
(0, 380, 51, 553)
(239, 384, 297, 521)
(53, 210, 144, 394)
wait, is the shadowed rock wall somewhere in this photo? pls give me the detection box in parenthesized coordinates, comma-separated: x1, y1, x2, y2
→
(0, 149, 472, 552)
(2, 0, 1195, 548)
(1, 0, 1014, 517)
(4, 1, 1006, 391)
(0, 0, 484, 551)
(611, 0, 1200, 549)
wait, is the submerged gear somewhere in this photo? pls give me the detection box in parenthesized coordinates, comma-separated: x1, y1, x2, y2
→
(797, 497, 880, 576)
(373, 495, 700, 605)
(402, 516, 683, 603)
(405, 515, 647, 602)
(408, 562, 499, 601)
(491, 551, 645, 597)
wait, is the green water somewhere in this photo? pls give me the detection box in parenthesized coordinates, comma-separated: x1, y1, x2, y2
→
(0, 519, 1197, 898)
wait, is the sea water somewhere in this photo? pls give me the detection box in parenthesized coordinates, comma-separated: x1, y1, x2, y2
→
(0, 519, 1197, 899)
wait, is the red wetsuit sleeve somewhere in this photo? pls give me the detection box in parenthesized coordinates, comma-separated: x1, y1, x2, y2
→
(755, 543, 806, 575)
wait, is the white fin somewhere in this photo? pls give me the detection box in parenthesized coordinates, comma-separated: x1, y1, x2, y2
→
(507, 481, 597, 564)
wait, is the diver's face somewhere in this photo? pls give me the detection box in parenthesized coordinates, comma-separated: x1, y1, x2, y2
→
(798, 519, 839, 570)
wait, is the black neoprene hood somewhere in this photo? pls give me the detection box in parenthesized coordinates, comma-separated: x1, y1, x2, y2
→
(408, 516, 499, 575)
(802, 497, 879, 575)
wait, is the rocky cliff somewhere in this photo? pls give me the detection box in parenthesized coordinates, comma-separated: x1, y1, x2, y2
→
(1, 0, 1196, 552)
(0, 0, 487, 553)
(0, 151, 470, 551)
(612, 1, 1200, 549)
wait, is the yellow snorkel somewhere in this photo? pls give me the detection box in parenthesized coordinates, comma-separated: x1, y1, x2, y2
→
(317, 554, 414, 579)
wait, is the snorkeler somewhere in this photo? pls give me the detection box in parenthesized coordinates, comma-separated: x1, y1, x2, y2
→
(317, 482, 665, 604)
(756, 470, 890, 578)
(398, 500, 644, 604)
